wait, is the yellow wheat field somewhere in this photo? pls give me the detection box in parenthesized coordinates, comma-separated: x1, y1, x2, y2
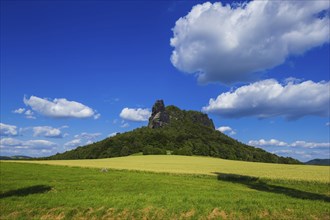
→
(5, 155, 330, 182)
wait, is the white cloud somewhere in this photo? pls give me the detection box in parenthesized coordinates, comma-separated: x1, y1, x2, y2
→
(32, 126, 62, 138)
(119, 108, 151, 122)
(249, 139, 330, 149)
(24, 110, 36, 119)
(64, 132, 102, 149)
(271, 149, 313, 160)
(0, 137, 58, 157)
(85, 140, 93, 145)
(120, 122, 129, 128)
(13, 108, 36, 119)
(248, 139, 288, 147)
(0, 137, 57, 150)
(74, 132, 101, 140)
(108, 132, 118, 137)
(64, 139, 81, 149)
(13, 108, 25, 114)
(23, 95, 100, 119)
(0, 137, 21, 146)
(290, 141, 330, 149)
(0, 123, 18, 136)
(170, 1, 329, 84)
(202, 79, 330, 120)
(217, 126, 236, 135)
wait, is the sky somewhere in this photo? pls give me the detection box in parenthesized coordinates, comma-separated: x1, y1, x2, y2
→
(1, 0, 329, 162)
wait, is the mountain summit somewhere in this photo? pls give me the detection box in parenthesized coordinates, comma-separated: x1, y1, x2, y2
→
(148, 100, 170, 128)
(148, 100, 214, 130)
(48, 100, 300, 164)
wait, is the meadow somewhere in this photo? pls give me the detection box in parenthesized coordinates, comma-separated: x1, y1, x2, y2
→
(0, 156, 329, 219)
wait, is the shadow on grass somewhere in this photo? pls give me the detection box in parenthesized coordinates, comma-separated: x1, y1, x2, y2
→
(215, 173, 330, 202)
(0, 185, 52, 199)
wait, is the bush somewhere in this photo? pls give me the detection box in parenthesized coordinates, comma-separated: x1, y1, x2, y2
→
(143, 146, 166, 155)
(173, 146, 192, 156)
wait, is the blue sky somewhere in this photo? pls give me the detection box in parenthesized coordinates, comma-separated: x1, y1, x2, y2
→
(1, 0, 329, 162)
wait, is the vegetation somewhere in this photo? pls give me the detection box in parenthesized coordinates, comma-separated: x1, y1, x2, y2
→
(7, 155, 330, 182)
(0, 155, 32, 160)
(1, 162, 329, 219)
(305, 159, 330, 166)
(47, 105, 300, 164)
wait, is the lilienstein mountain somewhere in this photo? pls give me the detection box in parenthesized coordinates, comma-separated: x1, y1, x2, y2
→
(48, 100, 300, 164)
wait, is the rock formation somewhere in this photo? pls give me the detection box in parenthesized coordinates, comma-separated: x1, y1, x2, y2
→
(148, 100, 170, 128)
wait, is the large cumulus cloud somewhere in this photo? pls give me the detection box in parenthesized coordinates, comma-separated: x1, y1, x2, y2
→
(170, 1, 329, 84)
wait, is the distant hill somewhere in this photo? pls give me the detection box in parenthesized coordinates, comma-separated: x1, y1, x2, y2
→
(48, 100, 300, 164)
(305, 159, 330, 166)
(0, 155, 32, 160)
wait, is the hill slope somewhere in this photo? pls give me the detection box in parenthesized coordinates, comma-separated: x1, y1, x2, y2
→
(0, 155, 32, 160)
(48, 100, 300, 164)
(305, 159, 330, 166)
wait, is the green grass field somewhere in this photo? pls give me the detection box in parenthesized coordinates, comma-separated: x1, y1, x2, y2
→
(1, 156, 330, 219)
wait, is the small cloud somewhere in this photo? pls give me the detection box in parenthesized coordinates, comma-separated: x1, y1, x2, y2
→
(25, 110, 36, 119)
(248, 139, 288, 147)
(64, 139, 81, 149)
(120, 123, 129, 128)
(13, 108, 36, 119)
(85, 140, 93, 145)
(23, 95, 100, 119)
(32, 126, 63, 138)
(283, 77, 303, 84)
(217, 126, 236, 135)
(108, 132, 118, 137)
(13, 108, 25, 114)
(64, 132, 101, 149)
(0, 123, 18, 136)
(74, 132, 101, 140)
(119, 108, 151, 122)
(326, 122, 330, 126)
(65, 132, 102, 149)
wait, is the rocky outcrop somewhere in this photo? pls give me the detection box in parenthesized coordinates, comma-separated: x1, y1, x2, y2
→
(148, 100, 215, 130)
(148, 100, 170, 128)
